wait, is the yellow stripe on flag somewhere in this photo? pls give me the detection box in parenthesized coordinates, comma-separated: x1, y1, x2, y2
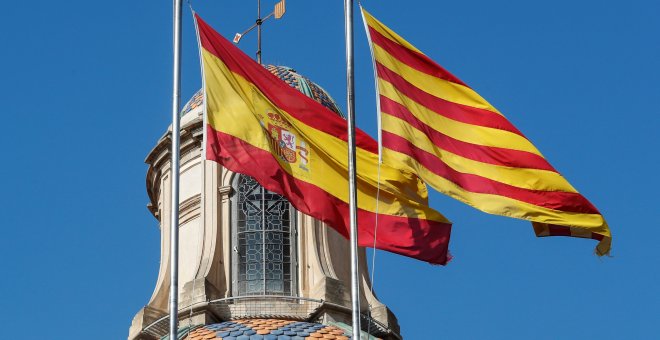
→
(374, 45, 501, 115)
(383, 148, 609, 232)
(382, 113, 579, 193)
(379, 79, 544, 156)
(363, 12, 424, 55)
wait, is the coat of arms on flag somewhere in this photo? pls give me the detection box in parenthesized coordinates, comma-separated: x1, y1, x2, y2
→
(258, 111, 310, 173)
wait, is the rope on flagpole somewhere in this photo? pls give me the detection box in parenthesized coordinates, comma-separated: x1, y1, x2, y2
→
(366, 162, 382, 338)
(360, 4, 382, 337)
(187, 4, 205, 334)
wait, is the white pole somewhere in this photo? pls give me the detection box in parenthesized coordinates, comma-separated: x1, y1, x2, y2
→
(344, 0, 361, 339)
(169, 0, 182, 339)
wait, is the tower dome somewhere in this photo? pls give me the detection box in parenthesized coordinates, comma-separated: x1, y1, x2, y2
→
(263, 65, 344, 117)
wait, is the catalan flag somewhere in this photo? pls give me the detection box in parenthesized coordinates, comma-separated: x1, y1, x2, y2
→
(361, 8, 612, 256)
(195, 14, 453, 264)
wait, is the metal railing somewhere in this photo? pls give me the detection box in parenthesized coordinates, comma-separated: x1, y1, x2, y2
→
(207, 295, 323, 320)
(142, 295, 397, 339)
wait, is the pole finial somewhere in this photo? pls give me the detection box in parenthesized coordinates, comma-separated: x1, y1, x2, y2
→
(233, 0, 287, 64)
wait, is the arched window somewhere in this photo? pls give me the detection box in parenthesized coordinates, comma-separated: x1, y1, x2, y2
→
(231, 174, 297, 296)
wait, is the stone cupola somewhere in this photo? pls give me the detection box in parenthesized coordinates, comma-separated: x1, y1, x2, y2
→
(128, 66, 401, 340)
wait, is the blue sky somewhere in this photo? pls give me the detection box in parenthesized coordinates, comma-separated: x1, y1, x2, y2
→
(1, 1, 658, 339)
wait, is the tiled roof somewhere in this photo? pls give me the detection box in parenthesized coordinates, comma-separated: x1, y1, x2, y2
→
(264, 65, 344, 117)
(184, 319, 356, 340)
(180, 90, 204, 117)
(180, 65, 344, 118)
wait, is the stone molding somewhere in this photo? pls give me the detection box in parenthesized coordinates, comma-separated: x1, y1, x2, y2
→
(179, 194, 201, 225)
(144, 116, 203, 219)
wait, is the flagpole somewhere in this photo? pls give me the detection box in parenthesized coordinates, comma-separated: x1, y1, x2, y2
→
(169, 0, 182, 339)
(257, 0, 262, 64)
(344, 0, 361, 338)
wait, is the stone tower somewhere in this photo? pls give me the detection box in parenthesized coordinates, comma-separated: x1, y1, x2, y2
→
(128, 66, 401, 340)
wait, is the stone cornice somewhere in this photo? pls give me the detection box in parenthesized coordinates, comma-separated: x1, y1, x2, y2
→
(217, 185, 232, 196)
(144, 115, 203, 220)
(180, 194, 201, 225)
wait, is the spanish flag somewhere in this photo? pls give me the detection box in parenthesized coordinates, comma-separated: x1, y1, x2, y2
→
(195, 14, 453, 264)
(361, 8, 612, 256)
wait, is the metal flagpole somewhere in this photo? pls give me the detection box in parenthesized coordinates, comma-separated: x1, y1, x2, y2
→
(344, 0, 361, 339)
(256, 0, 262, 64)
(169, 0, 182, 339)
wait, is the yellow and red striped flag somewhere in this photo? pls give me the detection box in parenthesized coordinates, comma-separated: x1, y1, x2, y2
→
(195, 14, 453, 264)
(362, 8, 612, 255)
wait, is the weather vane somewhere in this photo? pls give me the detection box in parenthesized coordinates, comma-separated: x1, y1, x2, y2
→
(233, 0, 286, 64)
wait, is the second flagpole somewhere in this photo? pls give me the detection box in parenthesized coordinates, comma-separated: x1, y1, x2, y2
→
(344, 0, 362, 339)
(169, 0, 182, 339)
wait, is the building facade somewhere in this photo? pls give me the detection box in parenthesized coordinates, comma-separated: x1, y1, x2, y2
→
(128, 66, 401, 340)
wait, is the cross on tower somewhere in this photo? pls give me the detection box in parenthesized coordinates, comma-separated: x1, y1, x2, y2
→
(233, 0, 286, 64)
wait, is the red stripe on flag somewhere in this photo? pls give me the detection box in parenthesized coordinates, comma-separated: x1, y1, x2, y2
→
(368, 26, 468, 87)
(207, 125, 452, 264)
(377, 63, 524, 136)
(196, 14, 378, 154)
(381, 96, 557, 172)
(544, 225, 605, 241)
(383, 131, 600, 214)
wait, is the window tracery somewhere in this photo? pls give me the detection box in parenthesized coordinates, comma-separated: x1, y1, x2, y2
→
(231, 174, 296, 296)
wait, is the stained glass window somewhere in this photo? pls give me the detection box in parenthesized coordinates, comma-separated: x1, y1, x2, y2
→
(231, 174, 296, 296)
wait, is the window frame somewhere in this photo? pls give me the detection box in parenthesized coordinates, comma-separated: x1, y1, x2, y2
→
(230, 173, 298, 297)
